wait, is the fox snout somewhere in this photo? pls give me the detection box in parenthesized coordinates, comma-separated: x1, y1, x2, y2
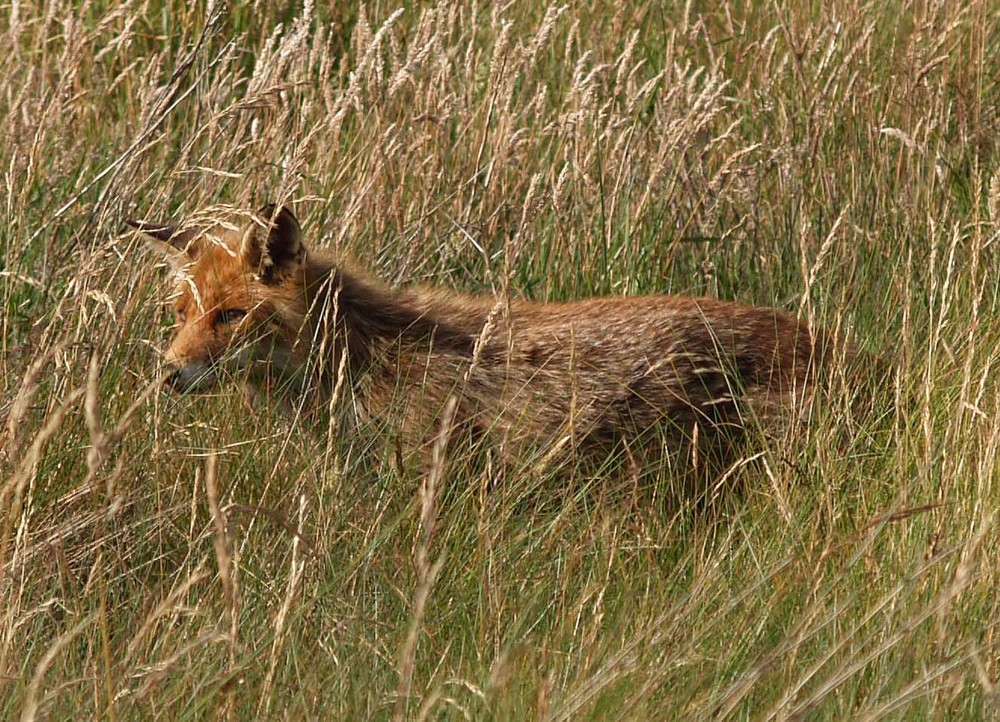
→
(163, 361, 217, 393)
(161, 325, 259, 394)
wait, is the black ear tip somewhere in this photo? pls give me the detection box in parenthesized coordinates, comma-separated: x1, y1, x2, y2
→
(125, 220, 184, 247)
(125, 219, 161, 231)
(256, 203, 298, 226)
(126, 219, 177, 241)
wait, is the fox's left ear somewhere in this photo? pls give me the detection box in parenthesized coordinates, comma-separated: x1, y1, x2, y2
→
(241, 204, 305, 283)
(126, 219, 201, 271)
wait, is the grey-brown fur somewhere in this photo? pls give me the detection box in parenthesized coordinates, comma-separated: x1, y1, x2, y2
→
(310, 265, 837, 463)
(135, 205, 849, 476)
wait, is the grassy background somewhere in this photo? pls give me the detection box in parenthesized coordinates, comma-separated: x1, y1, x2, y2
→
(2, 0, 1000, 718)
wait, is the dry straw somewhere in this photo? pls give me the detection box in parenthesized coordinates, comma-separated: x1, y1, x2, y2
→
(1, 0, 998, 718)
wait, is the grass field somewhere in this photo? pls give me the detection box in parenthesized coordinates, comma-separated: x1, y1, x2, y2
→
(2, 1, 1000, 718)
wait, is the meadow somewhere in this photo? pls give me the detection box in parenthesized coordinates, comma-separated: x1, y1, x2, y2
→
(2, 1, 999, 718)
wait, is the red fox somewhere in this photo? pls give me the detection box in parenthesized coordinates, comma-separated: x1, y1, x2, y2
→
(131, 204, 849, 474)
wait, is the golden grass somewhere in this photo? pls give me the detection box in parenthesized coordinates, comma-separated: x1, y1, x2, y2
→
(2, 0, 1000, 718)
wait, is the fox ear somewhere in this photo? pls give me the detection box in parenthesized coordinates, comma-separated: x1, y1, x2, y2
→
(241, 204, 305, 283)
(126, 219, 201, 270)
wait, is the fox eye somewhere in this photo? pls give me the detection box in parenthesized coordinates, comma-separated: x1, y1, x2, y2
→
(217, 309, 247, 325)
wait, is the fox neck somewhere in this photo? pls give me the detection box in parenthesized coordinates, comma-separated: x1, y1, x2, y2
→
(299, 255, 483, 390)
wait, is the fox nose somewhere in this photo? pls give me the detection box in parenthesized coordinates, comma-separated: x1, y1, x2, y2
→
(164, 367, 185, 392)
(162, 362, 215, 393)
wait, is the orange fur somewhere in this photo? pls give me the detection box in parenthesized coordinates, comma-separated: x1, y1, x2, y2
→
(131, 205, 849, 475)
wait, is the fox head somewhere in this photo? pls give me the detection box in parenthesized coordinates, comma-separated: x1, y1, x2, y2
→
(130, 204, 310, 393)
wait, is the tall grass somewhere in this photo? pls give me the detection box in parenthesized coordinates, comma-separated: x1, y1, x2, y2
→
(2, 0, 999, 718)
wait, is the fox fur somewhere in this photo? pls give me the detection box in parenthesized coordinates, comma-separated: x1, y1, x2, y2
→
(130, 204, 850, 475)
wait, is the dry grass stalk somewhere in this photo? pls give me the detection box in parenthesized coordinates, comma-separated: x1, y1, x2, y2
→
(204, 452, 237, 669)
(0, 0, 998, 717)
(257, 493, 308, 718)
(394, 396, 456, 721)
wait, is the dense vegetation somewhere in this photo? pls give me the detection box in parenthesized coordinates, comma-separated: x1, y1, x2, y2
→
(2, 1, 999, 718)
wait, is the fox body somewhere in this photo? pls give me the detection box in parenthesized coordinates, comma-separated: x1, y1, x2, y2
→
(132, 205, 842, 471)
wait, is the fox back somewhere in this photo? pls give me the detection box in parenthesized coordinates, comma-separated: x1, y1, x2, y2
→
(131, 205, 850, 476)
